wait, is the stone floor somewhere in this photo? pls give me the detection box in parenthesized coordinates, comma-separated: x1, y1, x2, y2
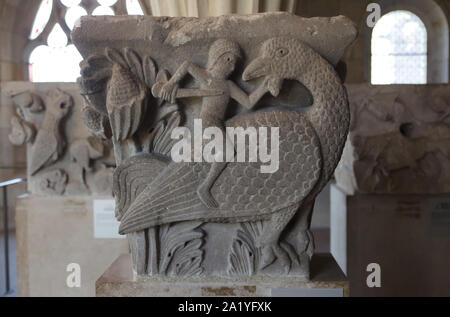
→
(0, 231, 17, 297)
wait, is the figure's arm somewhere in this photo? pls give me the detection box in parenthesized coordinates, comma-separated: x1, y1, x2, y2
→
(159, 61, 208, 102)
(167, 61, 208, 86)
(228, 79, 269, 110)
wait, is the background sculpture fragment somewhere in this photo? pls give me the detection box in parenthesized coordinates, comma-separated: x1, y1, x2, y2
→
(73, 13, 357, 278)
(3, 83, 115, 196)
(336, 84, 450, 194)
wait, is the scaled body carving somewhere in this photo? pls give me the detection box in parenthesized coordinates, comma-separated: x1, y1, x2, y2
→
(73, 13, 356, 278)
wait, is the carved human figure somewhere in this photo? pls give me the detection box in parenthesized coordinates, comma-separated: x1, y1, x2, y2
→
(154, 39, 275, 207)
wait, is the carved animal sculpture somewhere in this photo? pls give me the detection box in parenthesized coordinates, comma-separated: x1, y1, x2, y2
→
(30, 89, 73, 175)
(117, 38, 350, 270)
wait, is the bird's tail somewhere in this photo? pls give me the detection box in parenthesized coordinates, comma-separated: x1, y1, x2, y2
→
(118, 161, 211, 234)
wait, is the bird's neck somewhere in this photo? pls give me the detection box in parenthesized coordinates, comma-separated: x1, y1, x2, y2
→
(300, 59, 350, 185)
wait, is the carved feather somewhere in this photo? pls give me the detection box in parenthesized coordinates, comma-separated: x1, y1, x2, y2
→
(118, 110, 322, 234)
(113, 153, 170, 220)
(124, 48, 144, 83)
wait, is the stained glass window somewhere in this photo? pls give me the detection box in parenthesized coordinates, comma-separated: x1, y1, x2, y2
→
(371, 10, 427, 85)
(28, 0, 145, 82)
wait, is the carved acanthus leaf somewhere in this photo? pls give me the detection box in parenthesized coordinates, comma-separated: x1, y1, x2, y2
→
(158, 221, 204, 276)
(143, 110, 182, 156)
(228, 221, 263, 276)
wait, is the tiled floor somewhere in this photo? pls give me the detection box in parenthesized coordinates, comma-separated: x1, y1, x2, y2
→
(0, 231, 17, 297)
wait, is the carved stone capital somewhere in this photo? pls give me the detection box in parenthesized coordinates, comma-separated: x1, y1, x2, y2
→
(73, 13, 356, 278)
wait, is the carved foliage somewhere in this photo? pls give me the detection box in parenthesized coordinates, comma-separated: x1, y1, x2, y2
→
(158, 222, 204, 276)
(228, 222, 263, 276)
(79, 48, 158, 145)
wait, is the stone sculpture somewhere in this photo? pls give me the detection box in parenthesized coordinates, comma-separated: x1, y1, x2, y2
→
(30, 89, 73, 175)
(4, 83, 115, 196)
(336, 84, 450, 194)
(73, 13, 356, 278)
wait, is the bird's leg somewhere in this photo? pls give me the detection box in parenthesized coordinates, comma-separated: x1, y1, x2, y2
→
(197, 161, 227, 208)
(291, 200, 315, 259)
(257, 206, 297, 273)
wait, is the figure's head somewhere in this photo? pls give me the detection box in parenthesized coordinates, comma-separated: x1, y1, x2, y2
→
(242, 37, 309, 86)
(207, 39, 241, 78)
(47, 88, 73, 118)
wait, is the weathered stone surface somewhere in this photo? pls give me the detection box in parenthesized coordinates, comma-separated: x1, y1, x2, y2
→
(1, 82, 115, 196)
(336, 84, 450, 194)
(96, 253, 349, 297)
(73, 13, 356, 278)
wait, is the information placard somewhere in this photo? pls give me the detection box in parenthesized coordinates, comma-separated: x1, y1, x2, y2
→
(93, 199, 125, 239)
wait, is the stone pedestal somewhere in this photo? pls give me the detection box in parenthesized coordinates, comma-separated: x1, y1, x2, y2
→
(96, 253, 348, 297)
(15, 195, 129, 296)
(330, 184, 450, 296)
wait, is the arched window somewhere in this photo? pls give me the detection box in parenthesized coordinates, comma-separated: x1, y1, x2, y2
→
(28, 0, 145, 82)
(371, 10, 427, 85)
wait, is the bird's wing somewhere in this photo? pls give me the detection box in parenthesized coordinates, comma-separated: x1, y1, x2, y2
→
(212, 110, 322, 216)
(113, 153, 170, 220)
(30, 131, 57, 175)
(119, 110, 322, 234)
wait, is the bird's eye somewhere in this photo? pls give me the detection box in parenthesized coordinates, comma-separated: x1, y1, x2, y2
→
(60, 102, 67, 109)
(276, 48, 288, 57)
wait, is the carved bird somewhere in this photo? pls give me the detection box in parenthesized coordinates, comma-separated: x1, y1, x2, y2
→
(117, 37, 350, 271)
(30, 89, 73, 175)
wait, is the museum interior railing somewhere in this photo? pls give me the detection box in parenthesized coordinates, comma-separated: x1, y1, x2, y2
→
(0, 177, 26, 296)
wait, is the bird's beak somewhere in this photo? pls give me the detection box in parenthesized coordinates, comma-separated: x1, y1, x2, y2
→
(242, 57, 271, 81)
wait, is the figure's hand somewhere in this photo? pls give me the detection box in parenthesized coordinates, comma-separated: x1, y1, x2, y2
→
(263, 76, 282, 97)
(160, 82, 178, 103)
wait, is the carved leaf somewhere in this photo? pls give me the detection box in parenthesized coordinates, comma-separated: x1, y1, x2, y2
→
(158, 221, 204, 277)
(143, 55, 157, 87)
(124, 48, 144, 83)
(105, 48, 128, 70)
(145, 110, 182, 156)
(228, 221, 263, 276)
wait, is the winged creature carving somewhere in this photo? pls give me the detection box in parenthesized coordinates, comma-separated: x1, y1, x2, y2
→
(116, 37, 350, 271)
(29, 89, 73, 175)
